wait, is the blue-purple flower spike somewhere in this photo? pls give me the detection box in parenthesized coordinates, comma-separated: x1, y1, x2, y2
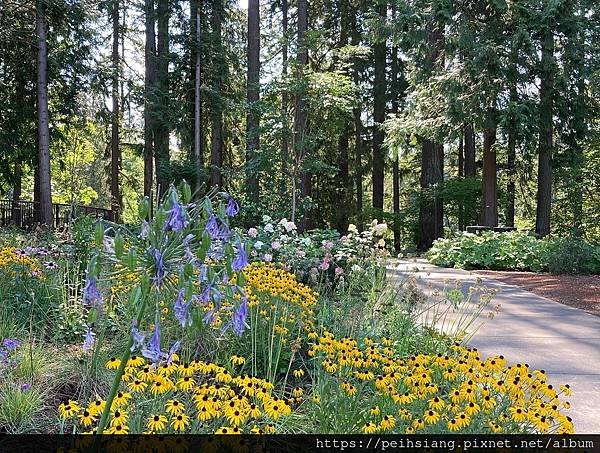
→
(148, 247, 166, 287)
(232, 297, 249, 336)
(166, 192, 188, 232)
(82, 276, 103, 307)
(142, 321, 163, 362)
(225, 197, 240, 217)
(174, 289, 192, 328)
(205, 214, 220, 239)
(232, 243, 248, 272)
(83, 325, 95, 352)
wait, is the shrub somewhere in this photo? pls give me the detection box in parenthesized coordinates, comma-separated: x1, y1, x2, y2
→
(427, 231, 599, 274)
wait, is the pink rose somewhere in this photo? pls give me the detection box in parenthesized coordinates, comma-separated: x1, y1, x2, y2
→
(248, 227, 258, 238)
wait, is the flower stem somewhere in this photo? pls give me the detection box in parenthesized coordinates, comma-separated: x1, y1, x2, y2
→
(95, 291, 148, 435)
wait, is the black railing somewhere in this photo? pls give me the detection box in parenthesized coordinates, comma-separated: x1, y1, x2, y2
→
(0, 200, 113, 229)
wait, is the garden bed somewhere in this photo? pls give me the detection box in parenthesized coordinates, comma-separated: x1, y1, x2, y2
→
(475, 270, 600, 317)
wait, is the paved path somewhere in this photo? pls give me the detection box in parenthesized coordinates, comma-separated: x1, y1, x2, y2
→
(388, 258, 600, 433)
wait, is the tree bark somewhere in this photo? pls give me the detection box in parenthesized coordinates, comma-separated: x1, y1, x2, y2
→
(535, 26, 554, 237)
(417, 19, 444, 250)
(463, 122, 476, 177)
(192, 0, 204, 196)
(155, 0, 170, 199)
(246, 0, 260, 204)
(209, 0, 224, 189)
(480, 125, 498, 227)
(351, 9, 363, 231)
(371, 0, 386, 211)
(418, 140, 443, 250)
(36, 0, 52, 227)
(391, 3, 401, 250)
(143, 0, 156, 203)
(111, 0, 121, 222)
(295, 0, 309, 231)
(281, 0, 289, 178)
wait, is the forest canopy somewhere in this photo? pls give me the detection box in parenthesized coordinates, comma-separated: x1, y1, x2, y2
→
(1, 0, 599, 249)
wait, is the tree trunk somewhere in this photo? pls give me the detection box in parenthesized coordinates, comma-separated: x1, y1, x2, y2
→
(281, 0, 289, 178)
(209, 0, 224, 189)
(463, 122, 476, 177)
(246, 0, 260, 204)
(535, 26, 554, 237)
(480, 125, 498, 227)
(506, 105, 516, 228)
(391, 4, 401, 250)
(12, 160, 22, 226)
(417, 20, 444, 250)
(36, 0, 52, 227)
(295, 0, 309, 231)
(143, 0, 156, 203)
(191, 0, 204, 196)
(111, 0, 121, 222)
(418, 140, 443, 250)
(371, 0, 386, 211)
(457, 129, 465, 230)
(351, 10, 363, 231)
(155, 0, 170, 199)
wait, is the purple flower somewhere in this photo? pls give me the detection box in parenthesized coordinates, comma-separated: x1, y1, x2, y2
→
(225, 197, 240, 217)
(225, 297, 248, 336)
(140, 220, 150, 239)
(148, 247, 166, 287)
(83, 325, 95, 352)
(21, 383, 30, 391)
(2, 338, 20, 351)
(183, 234, 196, 263)
(142, 321, 163, 363)
(131, 325, 146, 353)
(203, 309, 217, 325)
(82, 276, 103, 307)
(166, 194, 188, 232)
(141, 320, 180, 364)
(205, 214, 220, 239)
(232, 244, 248, 271)
(174, 289, 192, 328)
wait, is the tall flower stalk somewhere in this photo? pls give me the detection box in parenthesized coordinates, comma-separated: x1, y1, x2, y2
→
(81, 183, 249, 435)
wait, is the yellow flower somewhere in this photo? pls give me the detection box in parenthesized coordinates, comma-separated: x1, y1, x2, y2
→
(106, 358, 121, 370)
(171, 413, 191, 432)
(106, 423, 129, 434)
(129, 379, 147, 393)
(560, 384, 571, 396)
(112, 391, 131, 408)
(292, 369, 305, 378)
(369, 406, 380, 417)
(165, 399, 185, 416)
(58, 400, 81, 419)
(110, 409, 128, 427)
(230, 355, 245, 366)
(263, 423, 276, 434)
(447, 418, 460, 431)
(147, 414, 168, 432)
(150, 379, 169, 396)
(225, 408, 247, 426)
(127, 355, 145, 367)
(428, 397, 445, 411)
(215, 426, 242, 434)
(78, 410, 96, 427)
(489, 421, 502, 433)
(509, 406, 528, 422)
(423, 410, 440, 425)
(177, 376, 196, 392)
(87, 399, 105, 417)
(362, 422, 378, 434)
(292, 387, 304, 398)
(380, 415, 396, 431)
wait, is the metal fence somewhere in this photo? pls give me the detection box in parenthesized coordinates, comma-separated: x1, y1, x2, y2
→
(0, 200, 113, 229)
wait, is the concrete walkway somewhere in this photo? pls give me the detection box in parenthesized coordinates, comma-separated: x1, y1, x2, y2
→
(388, 258, 600, 433)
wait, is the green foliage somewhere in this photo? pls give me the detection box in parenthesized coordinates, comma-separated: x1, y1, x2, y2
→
(427, 231, 600, 274)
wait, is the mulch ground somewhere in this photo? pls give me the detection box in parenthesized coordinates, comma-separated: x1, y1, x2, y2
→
(474, 270, 600, 317)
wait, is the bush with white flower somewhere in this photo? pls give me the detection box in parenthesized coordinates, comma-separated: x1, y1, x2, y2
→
(241, 216, 389, 292)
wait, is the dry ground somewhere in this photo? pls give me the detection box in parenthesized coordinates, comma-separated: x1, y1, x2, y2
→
(475, 270, 600, 317)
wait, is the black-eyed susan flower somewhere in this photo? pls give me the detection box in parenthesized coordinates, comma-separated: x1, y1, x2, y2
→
(106, 424, 129, 434)
(87, 399, 105, 417)
(230, 355, 245, 366)
(127, 355, 145, 367)
(147, 414, 168, 432)
(447, 418, 460, 431)
(106, 358, 121, 370)
(428, 396, 445, 411)
(423, 410, 440, 425)
(362, 422, 378, 434)
(225, 409, 247, 426)
(58, 400, 81, 419)
(112, 391, 131, 408)
(292, 369, 305, 378)
(171, 413, 190, 432)
(380, 414, 396, 431)
(369, 406, 380, 417)
(110, 410, 128, 427)
(177, 376, 196, 392)
(165, 399, 185, 416)
(129, 379, 147, 393)
(509, 406, 528, 422)
(292, 387, 303, 398)
(78, 410, 96, 427)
